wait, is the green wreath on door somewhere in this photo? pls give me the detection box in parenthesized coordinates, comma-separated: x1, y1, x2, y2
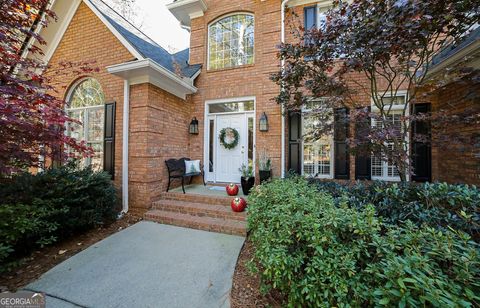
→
(219, 127, 239, 150)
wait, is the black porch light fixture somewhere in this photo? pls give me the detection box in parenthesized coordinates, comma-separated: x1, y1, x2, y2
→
(259, 112, 269, 132)
(189, 117, 199, 135)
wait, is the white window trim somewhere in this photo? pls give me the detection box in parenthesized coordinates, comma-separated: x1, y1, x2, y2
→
(65, 78, 105, 170)
(316, 2, 331, 28)
(206, 12, 255, 70)
(370, 90, 410, 182)
(203, 96, 256, 183)
(300, 100, 334, 179)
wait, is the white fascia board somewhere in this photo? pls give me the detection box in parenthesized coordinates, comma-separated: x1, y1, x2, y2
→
(28, 0, 82, 64)
(107, 59, 197, 99)
(167, 0, 207, 27)
(287, 0, 352, 8)
(427, 39, 480, 77)
(190, 68, 202, 81)
(83, 0, 144, 61)
(288, 0, 331, 7)
(21, 0, 57, 59)
(28, 0, 144, 64)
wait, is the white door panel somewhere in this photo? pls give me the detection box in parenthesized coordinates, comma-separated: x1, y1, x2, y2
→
(215, 114, 246, 183)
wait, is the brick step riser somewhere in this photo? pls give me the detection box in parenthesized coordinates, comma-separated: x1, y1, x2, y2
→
(161, 192, 241, 206)
(153, 202, 246, 222)
(145, 213, 246, 236)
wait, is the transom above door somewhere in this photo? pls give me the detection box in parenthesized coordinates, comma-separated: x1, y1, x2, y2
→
(205, 98, 255, 183)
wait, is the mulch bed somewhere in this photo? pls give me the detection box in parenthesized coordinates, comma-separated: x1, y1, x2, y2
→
(0, 214, 142, 292)
(231, 240, 283, 308)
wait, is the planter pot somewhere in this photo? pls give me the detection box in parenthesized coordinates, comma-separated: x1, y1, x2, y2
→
(240, 176, 255, 195)
(259, 170, 271, 184)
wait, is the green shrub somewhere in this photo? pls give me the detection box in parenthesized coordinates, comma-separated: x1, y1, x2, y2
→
(0, 163, 117, 271)
(311, 180, 480, 240)
(248, 178, 480, 307)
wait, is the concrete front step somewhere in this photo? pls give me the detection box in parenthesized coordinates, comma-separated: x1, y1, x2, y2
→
(152, 199, 246, 221)
(144, 210, 247, 236)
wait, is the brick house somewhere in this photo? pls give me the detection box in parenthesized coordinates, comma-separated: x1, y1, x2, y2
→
(30, 0, 479, 214)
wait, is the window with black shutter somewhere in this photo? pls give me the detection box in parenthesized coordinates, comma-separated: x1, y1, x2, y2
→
(334, 108, 350, 179)
(103, 101, 115, 179)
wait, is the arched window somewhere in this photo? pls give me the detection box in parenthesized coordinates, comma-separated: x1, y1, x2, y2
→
(67, 78, 105, 170)
(208, 13, 254, 70)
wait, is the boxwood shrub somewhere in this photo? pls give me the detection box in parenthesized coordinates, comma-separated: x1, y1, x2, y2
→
(310, 180, 480, 240)
(0, 163, 117, 271)
(247, 178, 480, 307)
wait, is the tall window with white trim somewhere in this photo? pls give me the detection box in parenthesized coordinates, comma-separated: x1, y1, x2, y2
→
(208, 14, 254, 70)
(67, 78, 105, 170)
(371, 94, 407, 181)
(302, 101, 334, 178)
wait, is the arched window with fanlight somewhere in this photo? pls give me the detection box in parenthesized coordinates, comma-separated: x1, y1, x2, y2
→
(208, 13, 254, 70)
(66, 78, 105, 170)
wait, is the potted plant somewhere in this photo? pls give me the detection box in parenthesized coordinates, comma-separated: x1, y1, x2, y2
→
(239, 162, 255, 195)
(258, 149, 272, 184)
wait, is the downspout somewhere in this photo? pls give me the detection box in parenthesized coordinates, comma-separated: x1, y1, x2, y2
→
(280, 0, 291, 178)
(121, 80, 130, 215)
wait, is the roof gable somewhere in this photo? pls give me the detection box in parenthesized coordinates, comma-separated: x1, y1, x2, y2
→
(31, 0, 200, 79)
(87, 0, 200, 78)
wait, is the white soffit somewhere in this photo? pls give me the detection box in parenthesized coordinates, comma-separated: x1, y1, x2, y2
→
(107, 59, 198, 100)
(29, 0, 82, 63)
(28, 0, 144, 64)
(166, 0, 207, 27)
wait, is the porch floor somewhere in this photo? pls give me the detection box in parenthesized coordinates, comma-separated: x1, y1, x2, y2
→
(169, 184, 247, 198)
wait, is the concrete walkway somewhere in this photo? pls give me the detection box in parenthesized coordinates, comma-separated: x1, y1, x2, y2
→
(24, 222, 245, 308)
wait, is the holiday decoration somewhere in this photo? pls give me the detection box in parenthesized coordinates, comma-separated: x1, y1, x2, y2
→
(219, 127, 239, 150)
(231, 197, 247, 212)
(226, 183, 239, 196)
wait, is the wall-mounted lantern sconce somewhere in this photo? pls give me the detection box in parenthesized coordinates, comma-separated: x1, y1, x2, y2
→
(259, 112, 269, 132)
(189, 117, 199, 135)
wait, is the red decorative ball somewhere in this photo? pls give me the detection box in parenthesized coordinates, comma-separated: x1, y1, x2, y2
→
(226, 183, 239, 196)
(231, 197, 247, 212)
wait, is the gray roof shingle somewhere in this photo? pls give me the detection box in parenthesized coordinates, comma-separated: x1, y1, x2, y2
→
(430, 27, 480, 68)
(88, 0, 201, 78)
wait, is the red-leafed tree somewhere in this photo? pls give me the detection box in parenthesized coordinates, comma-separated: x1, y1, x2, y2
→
(272, 0, 480, 181)
(0, 0, 97, 175)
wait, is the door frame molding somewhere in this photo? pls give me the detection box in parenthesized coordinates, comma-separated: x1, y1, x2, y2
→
(204, 96, 256, 183)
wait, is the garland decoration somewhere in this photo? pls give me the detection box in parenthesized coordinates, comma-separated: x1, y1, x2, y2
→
(219, 127, 239, 150)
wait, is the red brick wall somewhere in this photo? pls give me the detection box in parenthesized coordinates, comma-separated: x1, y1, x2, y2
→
(45, 2, 135, 200)
(128, 84, 191, 209)
(188, 0, 398, 181)
(431, 80, 480, 185)
(46, 3, 194, 210)
(188, 0, 283, 178)
(286, 3, 398, 180)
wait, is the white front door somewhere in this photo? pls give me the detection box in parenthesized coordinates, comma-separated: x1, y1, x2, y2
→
(215, 114, 247, 183)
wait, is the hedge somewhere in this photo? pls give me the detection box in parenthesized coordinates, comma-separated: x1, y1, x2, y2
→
(310, 180, 480, 240)
(0, 163, 117, 271)
(247, 178, 480, 307)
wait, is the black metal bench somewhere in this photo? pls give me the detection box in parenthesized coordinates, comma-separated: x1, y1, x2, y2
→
(165, 157, 205, 194)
